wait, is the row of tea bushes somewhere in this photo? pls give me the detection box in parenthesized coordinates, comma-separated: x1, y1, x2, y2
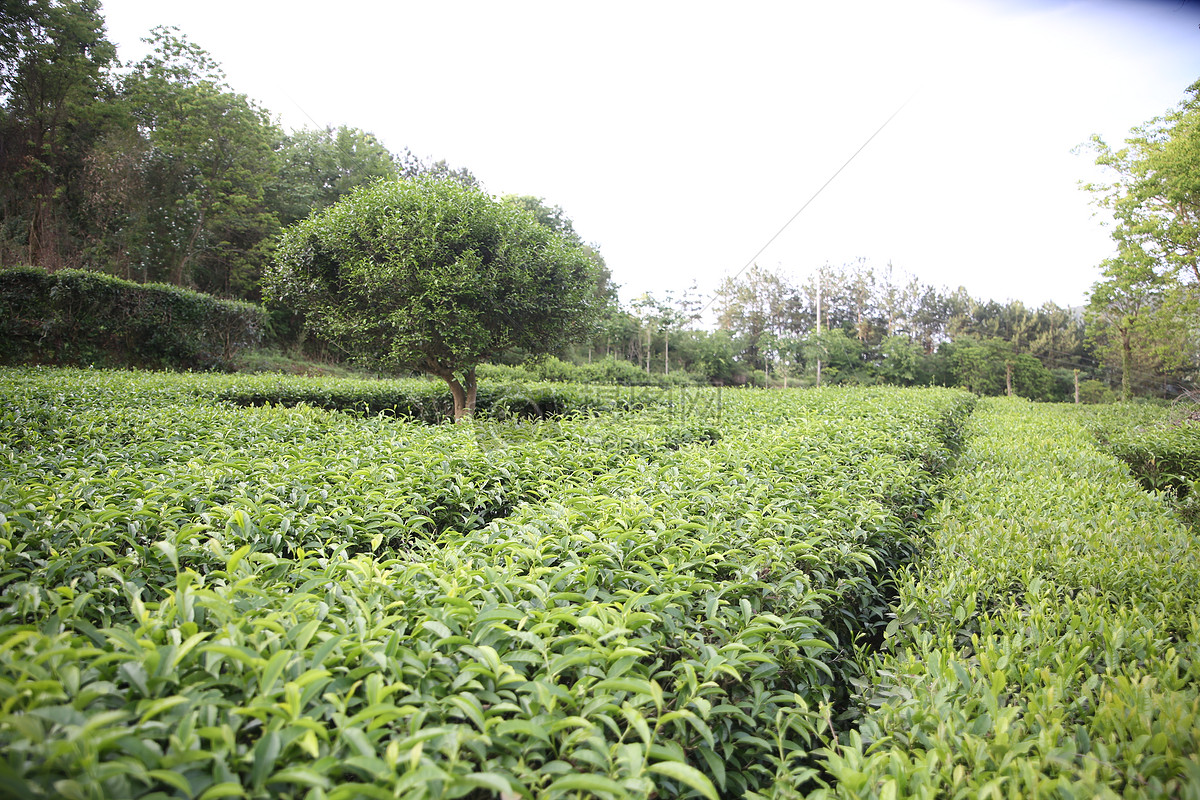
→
(211, 373, 681, 422)
(0, 372, 693, 601)
(406, 388, 976, 797)
(0, 267, 264, 371)
(0, 368, 975, 798)
(815, 398, 1200, 799)
(1082, 403, 1200, 495)
(3, 365, 685, 427)
(1079, 402, 1200, 528)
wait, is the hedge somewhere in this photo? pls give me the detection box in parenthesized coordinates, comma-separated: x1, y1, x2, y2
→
(814, 398, 1200, 799)
(0, 370, 975, 798)
(0, 266, 265, 371)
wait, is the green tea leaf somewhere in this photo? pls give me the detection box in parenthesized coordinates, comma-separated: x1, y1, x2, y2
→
(647, 761, 719, 800)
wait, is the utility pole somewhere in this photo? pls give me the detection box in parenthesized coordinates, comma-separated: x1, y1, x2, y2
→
(815, 270, 823, 388)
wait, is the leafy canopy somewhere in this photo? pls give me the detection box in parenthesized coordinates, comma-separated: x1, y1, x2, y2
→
(117, 26, 280, 293)
(266, 177, 602, 415)
(1083, 80, 1200, 398)
(1082, 80, 1200, 285)
(273, 125, 418, 227)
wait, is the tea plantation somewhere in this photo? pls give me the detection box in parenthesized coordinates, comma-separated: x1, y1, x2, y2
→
(1, 369, 1197, 799)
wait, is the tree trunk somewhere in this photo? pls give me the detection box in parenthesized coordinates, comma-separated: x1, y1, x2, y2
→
(174, 210, 207, 286)
(445, 376, 466, 421)
(1120, 325, 1133, 401)
(464, 366, 477, 419)
(427, 359, 477, 421)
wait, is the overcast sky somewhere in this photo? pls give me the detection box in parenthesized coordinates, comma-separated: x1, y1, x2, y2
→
(99, 0, 1200, 311)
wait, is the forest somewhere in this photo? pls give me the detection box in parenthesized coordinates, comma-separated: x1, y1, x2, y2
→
(2, 1, 1198, 402)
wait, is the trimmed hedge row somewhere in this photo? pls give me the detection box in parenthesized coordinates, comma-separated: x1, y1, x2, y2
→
(0, 266, 265, 371)
(212, 373, 683, 423)
(0, 369, 975, 799)
(1082, 403, 1200, 495)
(815, 398, 1200, 799)
(477, 357, 704, 388)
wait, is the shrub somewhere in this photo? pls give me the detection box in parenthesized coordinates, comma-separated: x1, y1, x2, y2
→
(1079, 378, 1116, 404)
(0, 369, 975, 798)
(474, 362, 542, 384)
(817, 399, 1200, 799)
(1082, 401, 1200, 501)
(210, 372, 681, 423)
(0, 266, 265, 370)
(479, 355, 703, 388)
(574, 355, 650, 385)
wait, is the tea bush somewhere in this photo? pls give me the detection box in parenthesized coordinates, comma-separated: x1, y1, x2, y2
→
(816, 398, 1200, 799)
(0, 368, 972, 799)
(477, 357, 703, 388)
(1082, 403, 1200, 494)
(212, 372, 682, 422)
(1080, 402, 1200, 527)
(0, 267, 265, 371)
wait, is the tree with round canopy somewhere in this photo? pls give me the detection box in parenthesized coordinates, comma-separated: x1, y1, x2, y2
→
(266, 177, 602, 419)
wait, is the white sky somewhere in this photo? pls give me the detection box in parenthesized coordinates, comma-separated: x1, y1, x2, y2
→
(99, 0, 1200, 312)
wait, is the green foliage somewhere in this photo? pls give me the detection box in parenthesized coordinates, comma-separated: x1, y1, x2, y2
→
(0, 0, 116, 269)
(273, 125, 416, 227)
(817, 399, 1200, 799)
(114, 27, 280, 296)
(1083, 80, 1200, 287)
(1087, 253, 1196, 400)
(8, 370, 1197, 797)
(0, 266, 265, 369)
(716, 265, 796, 373)
(266, 177, 603, 418)
(685, 330, 739, 385)
(214, 372, 679, 423)
(1079, 378, 1116, 404)
(0, 12, 435, 304)
(1108, 420, 1200, 495)
(1082, 80, 1200, 399)
(877, 335, 922, 385)
(709, 263, 1095, 393)
(502, 195, 582, 244)
(480, 356, 702, 388)
(228, 346, 376, 379)
(940, 336, 1060, 400)
(802, 329, 868, 385)
(0, 368, 973, 797)
(1009, 351, 1057, 400)
(1081, 401, 1200, 529)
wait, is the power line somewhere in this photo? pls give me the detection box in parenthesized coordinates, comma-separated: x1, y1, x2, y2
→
(281, 89, 322, 130)
(702, 92, 917, 314)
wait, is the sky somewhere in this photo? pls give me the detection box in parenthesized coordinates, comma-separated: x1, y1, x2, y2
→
(98, 0, 1200, 313)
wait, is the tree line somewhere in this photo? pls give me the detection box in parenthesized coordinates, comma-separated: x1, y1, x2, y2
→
(1081, 80, 1200, 401)
(565, 262, 1096, 401)
(0, 2, 484, 300)
(559, 79, 1200, 401)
